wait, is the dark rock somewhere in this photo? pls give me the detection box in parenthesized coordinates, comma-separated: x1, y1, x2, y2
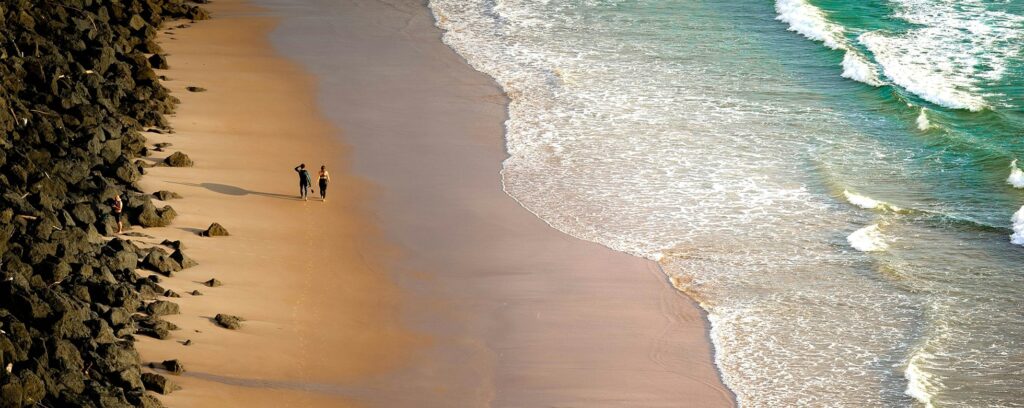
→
(163, 152, 193, 167)
(186, 86, 207, 92)
(145, 301, 180, 317)
(190, 290, 203, 296)
(0, 0, 209, 405)
(171, 249, 198, 269)
(214, 314, 243, 330)
(200, 222, 229, 237)
(161, 359, 185, 375)
(182, 339, 192, 346)
(163, 289, 180, 298)
(141, 248, 182, 275)
(161, 239, 185, 250)
(132, 199, 177, 228)
(153, 190, 182, 201)
(141, 373, 180, 395)
(203, 278, 222, 287)
(148, 54, 169, 70)
(128, 14, 147, 31)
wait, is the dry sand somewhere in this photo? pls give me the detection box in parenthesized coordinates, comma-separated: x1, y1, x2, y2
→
(131, 0, 735, 406)
(132, 1, 417, 406)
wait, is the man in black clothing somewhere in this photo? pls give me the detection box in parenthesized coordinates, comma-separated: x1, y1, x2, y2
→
(294, 163, 314, 200)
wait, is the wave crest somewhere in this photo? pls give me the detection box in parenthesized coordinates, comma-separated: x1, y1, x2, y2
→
(1012, 206, 1024, 246)
(1007, 160, 1024, 189)
(775, 0, 881, 86)
(916, 108, 931, 131)
(848, 224, 888, 252)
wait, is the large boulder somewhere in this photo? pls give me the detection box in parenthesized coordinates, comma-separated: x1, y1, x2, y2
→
(131, 200, 176, 228)
(148, 54, 168, 70)
(140, 373, 179, 395)
(145, 301, 180, 318)
(141, 248, 181, 276)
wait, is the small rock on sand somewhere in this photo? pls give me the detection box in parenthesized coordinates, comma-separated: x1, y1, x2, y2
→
(161, 359, 185, 375)
(163, 151, 193, 167)
(153, 190, 181, 201)
(214, 314, 243, 330)
(202, 278, 222, 287)
(186, 86, 206, 92)
(200, 222, 229, 237)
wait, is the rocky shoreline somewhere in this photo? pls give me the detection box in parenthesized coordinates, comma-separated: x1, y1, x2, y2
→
(0, 1, 212, 406)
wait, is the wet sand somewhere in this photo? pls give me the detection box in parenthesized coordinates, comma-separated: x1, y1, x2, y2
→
(255, 0, 735, 406)
(134, 0, 734, 406)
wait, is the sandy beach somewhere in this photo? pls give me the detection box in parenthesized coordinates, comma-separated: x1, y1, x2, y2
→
(133, 0, 734, 406)
(132, 1, 417, 406)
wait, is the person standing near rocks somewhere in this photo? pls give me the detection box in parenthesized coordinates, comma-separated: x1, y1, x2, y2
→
(295, 163, 314, 200)
(318, 165, 331, 201)
(112, 194, 124, 234)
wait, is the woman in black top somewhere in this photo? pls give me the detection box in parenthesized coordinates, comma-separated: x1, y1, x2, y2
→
(318, 165, 331, 201)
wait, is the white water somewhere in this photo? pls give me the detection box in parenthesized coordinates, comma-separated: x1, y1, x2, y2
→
(1011, 205, 1024, 246)
(916, 108, 931, 130)
(859, 0, 1024, 111)
(428, 0, 1022, 406)
(847, 224, 888, 252)
(774, 0, 882, 86)
(1007, 159, 1024, 188)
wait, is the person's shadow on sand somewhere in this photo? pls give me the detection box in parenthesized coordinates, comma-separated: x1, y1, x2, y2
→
(170, 182, 298, 200)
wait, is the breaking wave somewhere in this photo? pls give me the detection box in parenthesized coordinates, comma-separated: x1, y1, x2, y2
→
(1007, 159, 1024, 189)
(1012, 206, 1024, 246)
(847, 224, 888, 252)
(916, 108, 931, 131)
(774, 0, 881, 86)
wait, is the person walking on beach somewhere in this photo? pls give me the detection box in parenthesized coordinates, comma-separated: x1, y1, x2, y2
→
(318, 165, 331, 201)
(295, 163, 314, 200)
(111, 194, 124, 234)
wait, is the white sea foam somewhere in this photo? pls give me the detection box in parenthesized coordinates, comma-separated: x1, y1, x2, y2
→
(916, 108, 931, 130)
(429, 0, 950, 405)
(1011, 206, 1024, 246)
(848, 224, 888, 252)
(774, 0, 844, 49)
(775, 0, 882, 86)
(843, 190, 880, 209)
(904, 349, 938, 408)
(859, 1, 1024, 111)
(1007, 160, 1024, 189)
(841, 51, 882, 86)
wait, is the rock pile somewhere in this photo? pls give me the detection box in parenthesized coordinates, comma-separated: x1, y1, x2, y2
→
(0, 1, 208, 406)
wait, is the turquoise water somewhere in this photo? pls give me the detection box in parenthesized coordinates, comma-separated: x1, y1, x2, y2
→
(429, 0, 1024, 406)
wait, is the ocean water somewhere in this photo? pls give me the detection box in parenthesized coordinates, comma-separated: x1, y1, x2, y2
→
(427, 0, 1024, 406)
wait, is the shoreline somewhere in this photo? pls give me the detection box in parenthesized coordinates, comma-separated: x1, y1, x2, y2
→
(255, 0, 735, 406)
(125, 0, 736, 405)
